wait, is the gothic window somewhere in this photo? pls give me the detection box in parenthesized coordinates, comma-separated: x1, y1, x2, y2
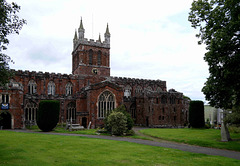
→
(135, 85, 142, 94)
(156, 87, 162, 92)
(1, 94, 9, 104)
(170, 96, 176, 104)
(161, 95, 167, 104)
(25, 102, 38, 125)
(48, 81, 55, 95)
(124, 85, 132, 98)
(89, 49, 93, 65)
(130, 104, 136, 119)
(97, 50, 102, 65)
(65, 82, 73, 95)
(145, 86, 153, 94)
(66, 102, 76, 123)
(98, 91, 115, 118)
(28, 80, 37, 94)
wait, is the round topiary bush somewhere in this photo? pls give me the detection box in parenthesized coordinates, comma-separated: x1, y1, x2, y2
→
(37, 100, 60, 132)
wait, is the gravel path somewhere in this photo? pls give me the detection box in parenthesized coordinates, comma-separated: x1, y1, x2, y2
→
(11, 129, 240, 160)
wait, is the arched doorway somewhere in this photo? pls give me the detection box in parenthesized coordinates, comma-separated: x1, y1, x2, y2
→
(82, 117, 87, 128)
(0, 111, 11, 129)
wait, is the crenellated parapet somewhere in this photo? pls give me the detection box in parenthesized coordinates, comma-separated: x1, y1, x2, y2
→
(13, 69, 78, 80)
(110, 76, 167, 92)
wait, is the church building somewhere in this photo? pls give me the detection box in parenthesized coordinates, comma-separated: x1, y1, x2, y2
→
(0, 19, 189, 129)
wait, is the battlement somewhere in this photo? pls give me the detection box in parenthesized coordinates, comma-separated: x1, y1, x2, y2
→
(110, 76, 166, 86)
(73, 38, 110, 51)
(13, 69, 78, 79)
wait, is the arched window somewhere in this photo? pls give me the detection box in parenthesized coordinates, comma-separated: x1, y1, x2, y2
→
(161, 95, 167, 104)
(130, 104, 136, 119)
(135, 85, 142, 94)
(98, 91, 115, 118)
(66, 102, 76, 123)
(156, 87, 162, 92)
(48, 81, 55, 95)
(28, 80, 37, 94)
(89, 49, 93, 65)
(145, 86, 152, 92)
(25, 102, 38, 125)
(97, 50, 101, 65)
(65, 82, 73, 95)
(124, 85, 132, 98)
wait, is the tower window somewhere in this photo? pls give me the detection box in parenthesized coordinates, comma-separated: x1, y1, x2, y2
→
(89, 49, 93, 65)
(97, 51, 102, 65)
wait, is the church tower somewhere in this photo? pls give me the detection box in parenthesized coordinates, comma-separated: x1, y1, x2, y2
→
(72, 18, 111, 77)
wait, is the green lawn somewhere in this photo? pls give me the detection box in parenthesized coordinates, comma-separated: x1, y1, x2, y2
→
(0, 131, 240, 166)
(140, 128, 240, 151)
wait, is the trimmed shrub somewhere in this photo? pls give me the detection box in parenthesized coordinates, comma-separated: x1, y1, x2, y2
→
(37, 100, 60, 132)
(189, 100, 205, 128)
(107, 111, 127, 136)
(112, 105, 134, 130)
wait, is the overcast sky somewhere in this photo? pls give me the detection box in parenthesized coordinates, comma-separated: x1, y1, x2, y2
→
(5, 0, 209, 102)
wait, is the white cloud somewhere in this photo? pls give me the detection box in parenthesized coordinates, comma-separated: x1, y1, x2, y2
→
(5, 0, 209, 101)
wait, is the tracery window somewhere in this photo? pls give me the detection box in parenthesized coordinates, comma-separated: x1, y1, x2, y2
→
(66, 82, 73, 95)
(135, 85, 142, 94)
(97, 50, 102, 65)
(1, 94, 9, 104)
(89, 49, 93, 65)
(145, 86, 153, 94)
(98, 91, 115, 118)
(48, 81, 55, 95)
(28, 80, 37, 94)
(25, 102, 38, 125)
(124, 85, 132, 97)
(66, 102, 76, 123)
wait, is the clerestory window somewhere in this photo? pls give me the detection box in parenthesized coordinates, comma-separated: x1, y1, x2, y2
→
(66, 82, 73, 95)
(28, 80, 37, 94)
(48, 81, 55, 95)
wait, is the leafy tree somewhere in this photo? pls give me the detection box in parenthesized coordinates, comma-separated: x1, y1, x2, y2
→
(0, 0, 26, 86)
(37, 100, 60, 132)
(189, 0, 240, 140)
(189, 0, 240, 109)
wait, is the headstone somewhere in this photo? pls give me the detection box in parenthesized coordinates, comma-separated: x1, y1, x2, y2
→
(87, 121, 92, 130)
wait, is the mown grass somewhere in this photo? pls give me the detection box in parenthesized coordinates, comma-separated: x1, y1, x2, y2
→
(1, 130, 240, 166)
(140, 128, 240, 151)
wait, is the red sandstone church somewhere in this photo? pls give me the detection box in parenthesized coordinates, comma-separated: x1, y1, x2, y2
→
(0, 19, 189, 129)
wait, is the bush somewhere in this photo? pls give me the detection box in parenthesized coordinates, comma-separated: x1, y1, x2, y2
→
(189, 100, 205, 128)
(112, 105, 134, 130)
(107, 111, 127, 136)
(37, 100, 60, 132)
